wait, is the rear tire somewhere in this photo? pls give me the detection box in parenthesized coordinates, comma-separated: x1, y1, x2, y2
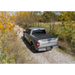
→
(23, 33, 25, 41)
(31, 43, 36, 52)
(23, 33, 25, 37)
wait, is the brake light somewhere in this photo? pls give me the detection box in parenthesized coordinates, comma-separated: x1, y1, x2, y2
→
(57, 40, 59, 43)
(38, 29, 40, 30)
(37, 42, 40, 47)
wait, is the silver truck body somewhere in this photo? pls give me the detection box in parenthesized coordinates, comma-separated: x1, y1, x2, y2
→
(24, 27, 58, 51)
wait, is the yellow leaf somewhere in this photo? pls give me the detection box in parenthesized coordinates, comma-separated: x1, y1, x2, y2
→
(0, 41, 1, 43)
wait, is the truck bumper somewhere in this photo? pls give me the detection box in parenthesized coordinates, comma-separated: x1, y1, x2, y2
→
(37, 45, 58, 51)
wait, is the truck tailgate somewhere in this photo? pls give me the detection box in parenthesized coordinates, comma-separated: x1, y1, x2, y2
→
(39, 38, 58, 47)
(33, 34, 58, 47)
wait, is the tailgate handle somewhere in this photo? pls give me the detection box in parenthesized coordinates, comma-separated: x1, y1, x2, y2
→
(48, 39, 51, 41)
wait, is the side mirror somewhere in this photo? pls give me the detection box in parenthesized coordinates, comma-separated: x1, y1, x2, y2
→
(23, 31, 28, 33)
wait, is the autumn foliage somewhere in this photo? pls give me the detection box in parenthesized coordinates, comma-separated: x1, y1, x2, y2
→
(0, 11, 75, 63)
(0, 11, 17, 63)
(53, 11, 75, 53)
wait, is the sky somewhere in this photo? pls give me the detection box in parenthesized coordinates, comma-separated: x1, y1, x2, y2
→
(9, 9, 60, 15)
(9, 9, 44, 15)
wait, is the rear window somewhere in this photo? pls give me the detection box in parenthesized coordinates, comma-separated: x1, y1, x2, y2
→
(32, 30, 46, 34)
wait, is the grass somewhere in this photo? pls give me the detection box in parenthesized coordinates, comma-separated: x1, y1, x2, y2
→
(31, 22, 52, 34)
(0, 59, 15, 66)
(59, 46, 67, 51)
(58, 40, 75, 56)
(31, 22, 62, 34)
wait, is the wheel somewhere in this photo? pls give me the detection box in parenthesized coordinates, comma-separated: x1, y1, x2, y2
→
(31, 43, 36, 52)
(23, 33, 25, 37)
(23, 33, 26, 40)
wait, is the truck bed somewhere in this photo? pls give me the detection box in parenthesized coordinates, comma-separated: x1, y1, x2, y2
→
(33, 34, 56, 40)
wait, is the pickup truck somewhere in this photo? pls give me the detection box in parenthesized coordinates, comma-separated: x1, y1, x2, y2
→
(23, 27, 58, 52)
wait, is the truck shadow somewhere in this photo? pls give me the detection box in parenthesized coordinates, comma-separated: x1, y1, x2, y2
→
(21, 36, 49, 53)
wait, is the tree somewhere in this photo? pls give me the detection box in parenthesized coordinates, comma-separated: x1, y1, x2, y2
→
(42, 11, 49, 22)
(0, 11, 16, 63)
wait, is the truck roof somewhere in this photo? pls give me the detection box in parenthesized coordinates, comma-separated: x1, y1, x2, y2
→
(28, 27, 45, 30)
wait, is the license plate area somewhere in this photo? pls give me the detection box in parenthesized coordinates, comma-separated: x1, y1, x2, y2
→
(46, 47, 51, 50)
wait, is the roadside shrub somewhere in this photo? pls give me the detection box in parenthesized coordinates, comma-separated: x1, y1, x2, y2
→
(43, 12, 75, 54)
(15, 11, 30, 29)
(0, 11, 17, 63)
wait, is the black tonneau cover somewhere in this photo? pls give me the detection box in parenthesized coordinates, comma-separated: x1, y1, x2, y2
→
(33, 34, 56, 40)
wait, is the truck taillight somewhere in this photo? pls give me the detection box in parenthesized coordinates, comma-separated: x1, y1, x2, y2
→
(57, 40, 59, 43)
(37, 42, 40, 47)
(38, 29, 40, 30)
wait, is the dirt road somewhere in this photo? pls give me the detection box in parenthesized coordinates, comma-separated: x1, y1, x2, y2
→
(14, 25, 75, 64)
